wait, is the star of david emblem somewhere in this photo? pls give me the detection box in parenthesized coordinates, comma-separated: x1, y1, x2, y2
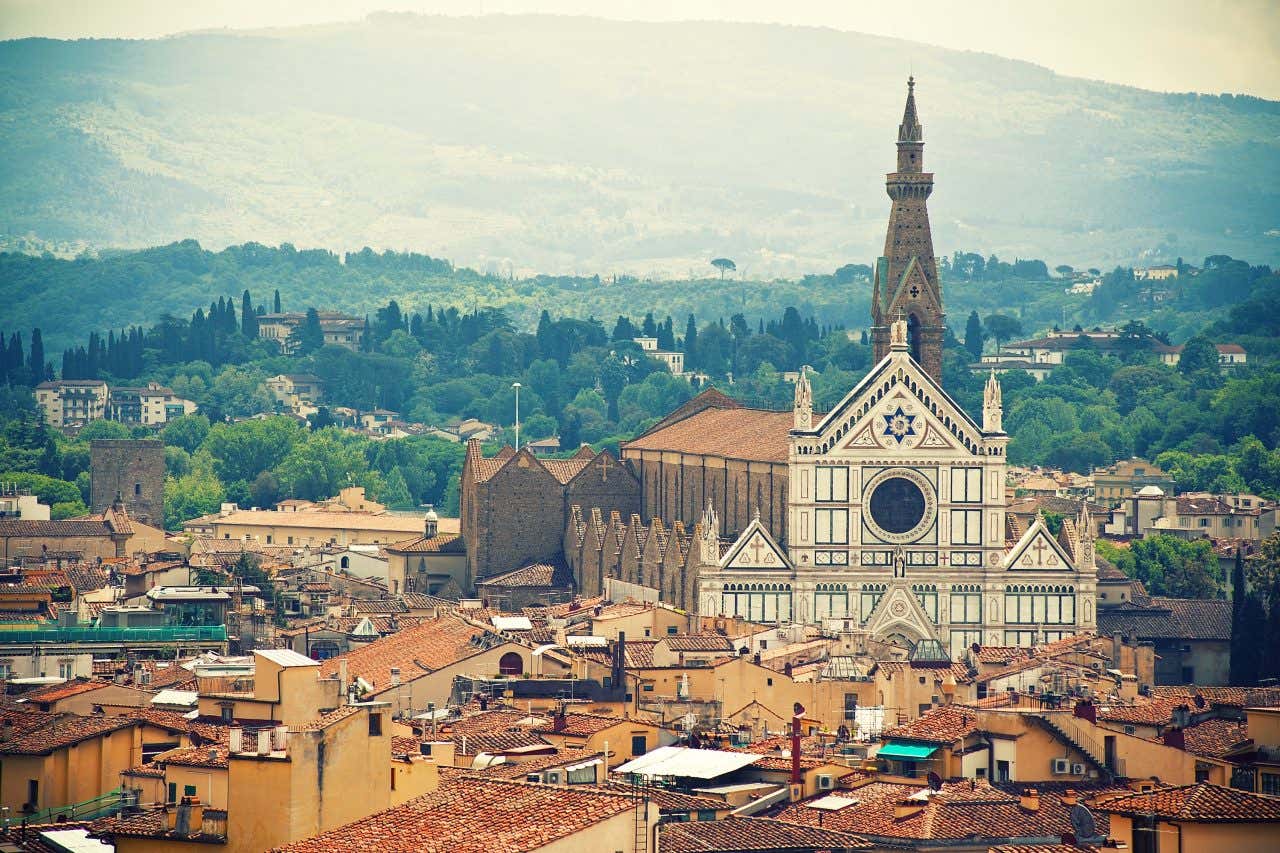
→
(882, 406, 917, 444)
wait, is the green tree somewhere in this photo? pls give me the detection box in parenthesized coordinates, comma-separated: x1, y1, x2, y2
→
(983, 314, 1022, 353)
(161, 414, 210, 454)
(164, 463, 226, 530)
(203, 417, 304, 486)
(1177, 335, 1219, 376)
(77, 420, 133, 441)
(379, 467, 414, 509)
(963, 311, 985, 360)
(710, 258, 736, 279)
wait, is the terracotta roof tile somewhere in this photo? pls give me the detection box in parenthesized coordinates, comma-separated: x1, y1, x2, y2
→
(272, 775, 640, 852)
(318, 616, 503, 695)
(659, 816, 871, 852)
(475, 748, 599, 778)
(156, 743, 231, 769)
(882, 706, 980, 745)
(1179, 718, 1249, 759)
(663, 634, 736, 652)
(1098, 783, 1280, 822)
(477, 561, 573, 589)
(0, 713, 138, 755)
(386, 533, 466, 554)
(623, 407, 794, 463)
(529, 713, 635, 738)
(16, 678, 109, 704)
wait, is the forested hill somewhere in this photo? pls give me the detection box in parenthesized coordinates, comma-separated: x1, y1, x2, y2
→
(1, 14, 1278, 275)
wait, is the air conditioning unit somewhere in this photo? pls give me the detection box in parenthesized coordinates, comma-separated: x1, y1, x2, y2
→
(1051, 758, 1071, 774)
(817, 774, 835, 790)
(543, 771, 561, 784)
(1071, 763, 1086, 775)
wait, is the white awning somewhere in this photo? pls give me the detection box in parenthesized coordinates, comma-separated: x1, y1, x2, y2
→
(613, 746, 763, 780)
(562, 758, 603, 772)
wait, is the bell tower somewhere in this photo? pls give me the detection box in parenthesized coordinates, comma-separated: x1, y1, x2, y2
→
(871, 77, 945, 383)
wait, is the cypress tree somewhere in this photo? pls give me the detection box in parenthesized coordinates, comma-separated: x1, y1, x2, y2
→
(273, 289, 282, 313)
(684, 315, 699, 370)
(29, 328, 44, 385)
(1230, 548, 1249, 684)
(964, 310, 985, 360)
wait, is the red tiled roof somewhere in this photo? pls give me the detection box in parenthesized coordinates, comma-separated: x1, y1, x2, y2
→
(295, 704, 363, 732)
(659, 816, 870, 852)
(385, 533, 466, 554)
(0, 714, 138, 755)
(538, 457, 594, 485)
(0, 520, 114, 538)
(623, 407, 793, 463)
(1179, 718, 1249, 759)
(477, 561, 573, 589)
(663, 634, 736, 652)
(318, 616, 503, 695)
(156, 743, 231, 769)
(271, 776, 641, 852)
(1097, 783, 1280, 822)
(475, 748, 598, 778)
(530, 713, 637, 738)
(455, 730, 551, 756)
(882, 706, 980, 745)
(17, 678, 109, 704)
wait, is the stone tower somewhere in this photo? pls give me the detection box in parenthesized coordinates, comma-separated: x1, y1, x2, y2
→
(871, 77, 945, 383)
(90, 439, 165, 528)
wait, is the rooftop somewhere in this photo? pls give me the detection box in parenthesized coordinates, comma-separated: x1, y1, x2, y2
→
(271, 776, 641, 853)
(1097, 782, 1280, 822)
(318, 615, 499, 694)
(0, 713, 137, 755)
(659, 816, 871, 853)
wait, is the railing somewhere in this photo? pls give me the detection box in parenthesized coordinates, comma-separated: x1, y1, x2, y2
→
(1037, 712, 1108, 773)
(0, 625, 227, 644)
(21, 788, 128, 826)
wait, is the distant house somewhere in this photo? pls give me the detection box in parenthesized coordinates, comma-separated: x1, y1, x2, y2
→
(1135, 264, 1180, 280)
(266, 374, 324, 409)
(1156, 342, 1247, 370)
(1093, 458, 1176, 505)
(34, 380, 109, 428)
(258, 311, 366, 353)
(633, 336, 685, 374)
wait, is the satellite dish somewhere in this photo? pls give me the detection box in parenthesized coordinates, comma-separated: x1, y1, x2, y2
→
(971, 643, 982, 654)
(1070, 804, 1099, 841)
(1193, 694, 1206, 709)
(926, 771, 943, 792)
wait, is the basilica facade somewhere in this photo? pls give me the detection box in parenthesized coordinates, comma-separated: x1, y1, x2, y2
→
(696, 80, 1097, 652)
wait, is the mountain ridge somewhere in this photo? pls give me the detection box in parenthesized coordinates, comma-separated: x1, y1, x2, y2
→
(0, 13, 1276, 274)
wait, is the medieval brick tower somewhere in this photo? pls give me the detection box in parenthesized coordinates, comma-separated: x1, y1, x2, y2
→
(871, 77, 945, 383)
(90, 439, 165, 528)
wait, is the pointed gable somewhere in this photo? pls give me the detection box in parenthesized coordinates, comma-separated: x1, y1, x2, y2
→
(720, 516, 790, 572)
(1002, 517, 1076, 571)
(863, 581, 943, 646)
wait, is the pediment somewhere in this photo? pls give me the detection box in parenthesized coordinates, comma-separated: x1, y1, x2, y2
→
(720, 519, 790, 571)
(864, 582, 941, 644)
(798, 352, 985, 456)
(888, 257, 940, 315)
(1002, 519, 1076, 571)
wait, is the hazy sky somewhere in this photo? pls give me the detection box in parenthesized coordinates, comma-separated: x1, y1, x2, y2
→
(3, 0, 1278, 98)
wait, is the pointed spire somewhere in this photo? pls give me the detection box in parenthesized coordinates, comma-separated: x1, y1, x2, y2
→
(983, 369, 1004, 433)
(792, 365, 813, 430)
(898, 76, 922, 143)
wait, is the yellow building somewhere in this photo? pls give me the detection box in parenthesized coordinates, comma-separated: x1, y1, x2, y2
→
(187, 501, 456, 551)
(196, 648, 342, 727)
(271, 775, 658, 853)
(1098, 782, 1280, 853)
(0, 714, 143, 815)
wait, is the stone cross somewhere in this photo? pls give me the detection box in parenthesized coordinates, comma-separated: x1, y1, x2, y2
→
(1031, 538, 1050, 566)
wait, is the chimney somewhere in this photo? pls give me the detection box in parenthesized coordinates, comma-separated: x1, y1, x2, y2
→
(174, 796, 203, 836)
(257, 729, 272, 755)
(1170, 704, 1190, 729)
(552, 700, 567, 733)
(1063, 789, 1079, 806)
(339, 659, 349, 697)
(1162, 727, 1186, 750)
(1019, 788, 1040, 812)
(1073, 699, 1097, 724)
(391, 667, 402, 687)
(273, 724, 288, 752)
(894, 798, 925, 820)
(229, 727, 243, 753)
(612, 632, 626, 693)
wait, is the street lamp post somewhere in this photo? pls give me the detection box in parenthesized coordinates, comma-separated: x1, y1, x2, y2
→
(511, 382, 522, 450)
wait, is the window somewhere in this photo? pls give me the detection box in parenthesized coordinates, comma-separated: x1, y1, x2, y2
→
(667, 626, 678, 635)
(815, 467, 849, 502)
(861, 584, 887, 617)
(220, 705, 234, 724)
(950, 509, 982, 545)
(814, 583, 849, 620)
(815, 508, 848, 544)
(498, 652, 524, 676)
(950, 585, 982, 624)
(1124, 725, 1136, 736)
(631, 735, 648, 757)
(1181, 666, 1195, 684)
(166, 783, 176, 804)
(184, 784, 197, 797)
(368, 713, 383, 736)
(912, 584, 938, 622)
(58, 661, 74, 680)
(27, 779, 39, 810)
(951, 630, 981, 652)
(1005, 630, 1036, 647)
(134, 482, 142, 496)
(1262, 773, 1280, 796)
(1132, 815, 1157, 853)
(950, 468, 982, 502)
(721, 583, 792, 622)
(567, 763, 596, 785)
(1004, 585, 1075, 625)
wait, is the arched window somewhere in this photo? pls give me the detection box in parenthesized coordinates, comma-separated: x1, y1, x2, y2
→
(340, 556, 350, 569)
(498, 652, 524, 676)
(907, 313, 922, 364)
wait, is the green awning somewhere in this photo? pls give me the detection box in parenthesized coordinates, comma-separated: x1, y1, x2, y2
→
(876, 741, 940, 760)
